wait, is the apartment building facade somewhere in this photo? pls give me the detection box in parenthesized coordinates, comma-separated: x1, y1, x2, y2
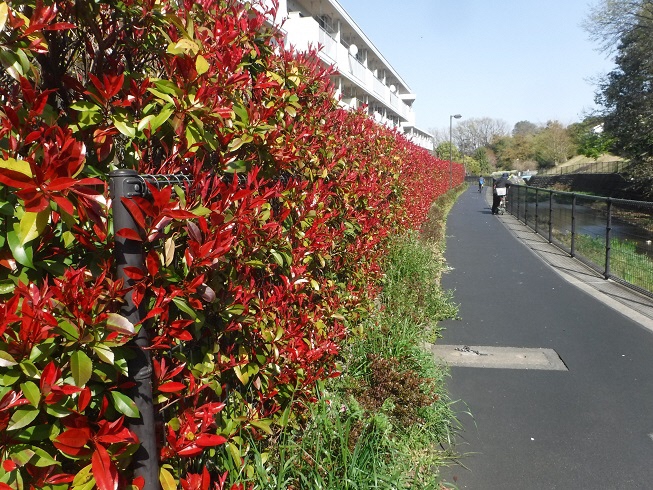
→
(267, 0, 435, 151)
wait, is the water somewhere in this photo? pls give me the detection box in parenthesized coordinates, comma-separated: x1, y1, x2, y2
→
(519, 201, 653, 258)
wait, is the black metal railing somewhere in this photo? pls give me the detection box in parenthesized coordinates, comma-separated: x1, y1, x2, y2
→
(537, 160, 630, 176)
(507, 184, 653, 297)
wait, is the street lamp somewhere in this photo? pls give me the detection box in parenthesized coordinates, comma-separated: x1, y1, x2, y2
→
(449, 114, 462, 189)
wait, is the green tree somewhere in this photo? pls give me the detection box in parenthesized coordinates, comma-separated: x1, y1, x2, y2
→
(512, 120, 540, 137)
(587, 1, 653, 197)
(591, 2, 653, 197)
(533, 121, 575, 167)
(435, 141, 461, 161)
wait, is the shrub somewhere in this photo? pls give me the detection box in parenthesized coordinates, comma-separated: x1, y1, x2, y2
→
(0, 0, 464, 487)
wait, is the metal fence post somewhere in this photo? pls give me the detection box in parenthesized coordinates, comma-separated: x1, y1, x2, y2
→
(534, 187, 539, 234)
(548, 190, 553, 243)
(523, 186, 528, 227)
(109, 170, 160, 489)
(571, 194, 576, 258)
(605, 198, 613, 279)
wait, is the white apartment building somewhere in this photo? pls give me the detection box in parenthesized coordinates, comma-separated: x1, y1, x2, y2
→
(268, 0, 435, 151)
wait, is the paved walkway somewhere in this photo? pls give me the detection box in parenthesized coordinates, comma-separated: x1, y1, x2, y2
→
(436, 187, 653, 489)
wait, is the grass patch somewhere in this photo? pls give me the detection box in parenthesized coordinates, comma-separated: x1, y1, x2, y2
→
(228, 188, 464, 488)
(555, 231, 653, 292)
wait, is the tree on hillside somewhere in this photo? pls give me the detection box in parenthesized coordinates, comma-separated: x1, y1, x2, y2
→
(533, 121, 575, 167)
(583, 0, 653, 53)
(490, 132, 539, 169)
(453, 117, 509, 152)
(568, 119, 616, 159)
(512, 120, 540, 137)
(594, 6, 653, 197)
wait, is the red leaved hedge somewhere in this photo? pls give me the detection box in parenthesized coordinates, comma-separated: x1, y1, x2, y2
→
(0, 0, 463, 487)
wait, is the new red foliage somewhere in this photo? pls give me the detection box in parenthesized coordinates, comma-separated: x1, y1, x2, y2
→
(0, 0, 463, 487)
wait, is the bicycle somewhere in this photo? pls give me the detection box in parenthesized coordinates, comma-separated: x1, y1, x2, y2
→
(498, 195, 506, 215)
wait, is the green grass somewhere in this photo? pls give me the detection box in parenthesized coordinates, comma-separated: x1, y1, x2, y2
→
(224, 189, 464, 489)
(555, 232, 653, 292)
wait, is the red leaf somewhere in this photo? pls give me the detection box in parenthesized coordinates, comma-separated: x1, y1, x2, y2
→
(92, 445, 118, 490)
(196, 434, 227, 447)
(122, 266, 145, 280)
(158, 382, 186, 393)
(165, 209, 196, 220)
(119, 197, 147, 229)
(45, 473, 76, 484)
(2, 460, 16, 472)
(51, 195, 75, 216)
(42, 22, 76, 31)
(47, 177, 77, 191)
(0, 169, 32, 189)
(78, 387, 91, 412)
(177, 444, 202, 457)
(116, 228, 143, 242)
(55, 427, 91, 448)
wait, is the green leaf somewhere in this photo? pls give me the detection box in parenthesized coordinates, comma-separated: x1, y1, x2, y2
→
(233, 364, 248, 385)
(106, 313, 135, 335)
(0, 157, 32, 177)
(172, 297, 197, 319)
(0, 280, 14, 295)
(19, 210, 49, 245)
(0, 50, 23, 81)
(70, 101, 101, 112)
(249, 418, 273, 435)
(0, 350, 17, 367)
(70, 350, 93, 387)
(110, 391, 139, 418)
(166, 38, 199, 55)
(195, 55, 210, 75)
(8, 407, 39, 431)
(233, 104, 249, 125)
(72, 463, 94, 488)
(19, 360, 39, 378)
(92, 345, 114, 365)
(112, 113, 135, 138)
(20, 381, 40, 407)
(14, 424, 51, 443)
(148, 104, 174, 132)
(146, 87, 175, 104)
(29, 446, 60, 467)
(227, 442, 242, 467)
(0, 2, 8, 34)
(8, 445, 35, 466)
(7, 227, 34, 269)
(159, 466, 177, 490)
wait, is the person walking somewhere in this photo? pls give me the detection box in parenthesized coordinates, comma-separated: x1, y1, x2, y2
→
(478, 176, 484, 192)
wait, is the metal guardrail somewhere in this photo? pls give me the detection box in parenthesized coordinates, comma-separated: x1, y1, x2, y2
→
(506, 184, 653, 298)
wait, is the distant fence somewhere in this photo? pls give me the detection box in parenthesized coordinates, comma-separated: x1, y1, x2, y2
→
(506, 184, 653, 297)
(537, 160, 630, 176)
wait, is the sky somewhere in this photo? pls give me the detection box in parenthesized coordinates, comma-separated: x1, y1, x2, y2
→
(335, 0, 615, 133)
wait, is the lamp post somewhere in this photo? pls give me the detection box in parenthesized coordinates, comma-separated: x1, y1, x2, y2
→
(449, 114, 462, 189)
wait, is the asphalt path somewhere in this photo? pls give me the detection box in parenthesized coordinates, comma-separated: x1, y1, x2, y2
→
(438, 186, 653, 489)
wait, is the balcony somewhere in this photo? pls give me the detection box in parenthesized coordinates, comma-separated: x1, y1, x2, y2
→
(283, 15, 413, 123)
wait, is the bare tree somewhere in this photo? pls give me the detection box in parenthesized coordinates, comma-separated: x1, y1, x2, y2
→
(453, 117, 510, 153)
(427, 127, 451, 148)
(583, 0, 653, 53)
